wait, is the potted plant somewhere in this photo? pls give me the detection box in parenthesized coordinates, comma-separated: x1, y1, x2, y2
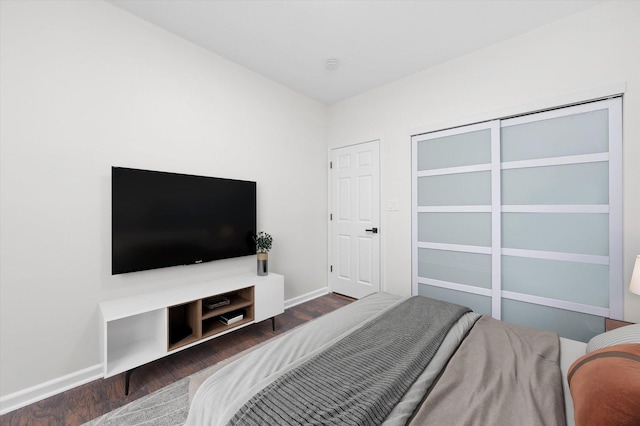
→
(254, 231, 272, 276)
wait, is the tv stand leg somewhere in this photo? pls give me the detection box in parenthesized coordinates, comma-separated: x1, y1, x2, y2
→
(271, 317, 275, 331)
(124, 367, 137, 396)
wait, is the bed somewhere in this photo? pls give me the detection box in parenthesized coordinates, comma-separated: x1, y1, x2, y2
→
(186, 292, 640, 426)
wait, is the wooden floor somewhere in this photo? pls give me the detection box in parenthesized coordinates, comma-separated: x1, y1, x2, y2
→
(0, 293, 354, 426)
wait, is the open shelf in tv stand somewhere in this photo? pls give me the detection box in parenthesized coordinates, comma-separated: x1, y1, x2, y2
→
(167, 286, 255, 351)
(99, 273, 284, 395)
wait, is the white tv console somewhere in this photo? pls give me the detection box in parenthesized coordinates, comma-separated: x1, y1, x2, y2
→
(99, 273, 284, 394)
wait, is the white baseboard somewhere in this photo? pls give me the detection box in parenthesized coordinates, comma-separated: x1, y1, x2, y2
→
(1, 289, 330, 415)
(284, 286, 330, 309)
(0, 364, 103, 415)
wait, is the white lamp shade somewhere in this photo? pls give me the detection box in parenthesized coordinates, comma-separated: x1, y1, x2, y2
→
(631, 255, 640, 296)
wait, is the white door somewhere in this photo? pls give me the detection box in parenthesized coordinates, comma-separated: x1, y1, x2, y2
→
(330, 140, 380, 299)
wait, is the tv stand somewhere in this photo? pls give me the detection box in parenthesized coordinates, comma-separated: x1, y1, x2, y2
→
(99, 273, 284, 394)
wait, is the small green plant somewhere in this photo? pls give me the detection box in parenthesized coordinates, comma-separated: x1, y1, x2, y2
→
(254, 231, 273, 253)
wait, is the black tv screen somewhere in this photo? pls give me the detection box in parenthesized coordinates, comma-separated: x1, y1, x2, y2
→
(112, 167, 256, 275)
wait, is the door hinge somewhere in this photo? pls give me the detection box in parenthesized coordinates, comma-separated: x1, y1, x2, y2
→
(330, 161, 333, 169)
(330, 213, 333, 221)
(330, 265, 333, 272)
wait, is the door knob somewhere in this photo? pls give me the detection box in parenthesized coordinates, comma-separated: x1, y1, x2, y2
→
(365, 227, 379, 234)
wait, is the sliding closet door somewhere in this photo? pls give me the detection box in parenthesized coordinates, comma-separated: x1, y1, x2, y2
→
(412, 121, 499, 316)
(412, 97, 622, 342)
(499, 99, 622, 341)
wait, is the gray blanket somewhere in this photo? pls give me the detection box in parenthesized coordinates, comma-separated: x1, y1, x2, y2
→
(227, 296, 470, 426)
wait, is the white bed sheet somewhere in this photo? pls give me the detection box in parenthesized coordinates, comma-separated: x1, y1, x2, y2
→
(559, 337, 587, 426)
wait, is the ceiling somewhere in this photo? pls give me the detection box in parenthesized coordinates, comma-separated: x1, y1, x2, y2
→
(108, 0, 603, 105)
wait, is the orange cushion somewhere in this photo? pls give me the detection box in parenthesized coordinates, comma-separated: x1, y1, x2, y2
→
(568, 343, 640, 426)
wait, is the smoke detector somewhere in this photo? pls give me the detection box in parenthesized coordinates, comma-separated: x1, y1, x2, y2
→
(325, 58, 340, 71)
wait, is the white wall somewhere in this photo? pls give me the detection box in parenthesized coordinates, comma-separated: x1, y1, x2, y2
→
(327, 1, 640, 322)
(0, 0, 327, 400)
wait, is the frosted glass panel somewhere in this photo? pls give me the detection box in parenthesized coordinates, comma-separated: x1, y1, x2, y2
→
(418, 172, 491, 206)
(502, 109, 608, 162)
(417, 129, 491, 170)
(418, 284, 491, 315)
(418, 248, 491, 288)
(502, 256, 609, 307)
(502, 213, 608, 256)
(502, 299, 604, 342)
(418, 213, 491, 247)
(502, 162, 608, 205)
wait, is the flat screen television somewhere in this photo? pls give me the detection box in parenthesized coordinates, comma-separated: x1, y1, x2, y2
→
(112, 167, 256, 275)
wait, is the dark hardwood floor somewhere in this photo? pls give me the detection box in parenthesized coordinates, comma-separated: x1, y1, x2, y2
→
(0, 292, 354, 426)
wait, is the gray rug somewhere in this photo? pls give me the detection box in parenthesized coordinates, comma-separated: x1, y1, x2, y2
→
(83, 378, 189, 426)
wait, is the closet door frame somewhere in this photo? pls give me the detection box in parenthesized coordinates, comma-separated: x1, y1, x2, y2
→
(412, 97, 623, 324)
